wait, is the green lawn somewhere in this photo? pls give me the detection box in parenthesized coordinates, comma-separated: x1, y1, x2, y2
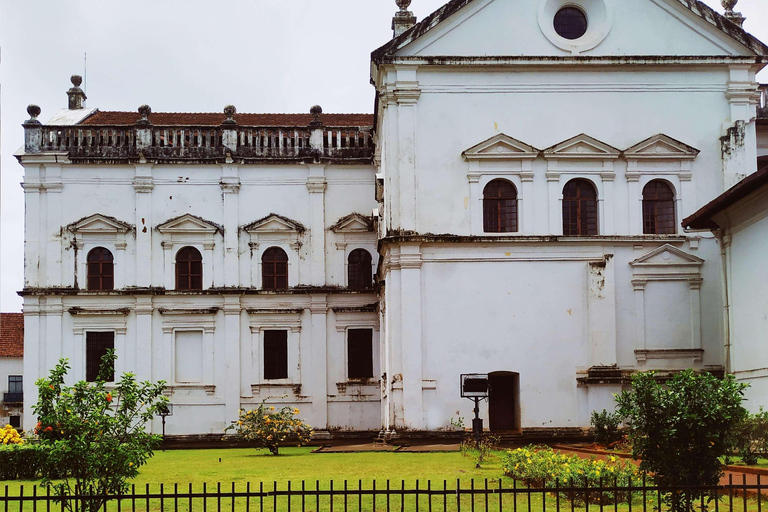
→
(723, 456, 768, 468)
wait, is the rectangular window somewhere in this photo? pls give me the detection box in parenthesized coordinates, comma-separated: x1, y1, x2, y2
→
(9, 416, 20, 429)
(174, 331, 204, 383)
(347, 329, 374, 379)
(263, 330, 288, 380)
(86, 331, 115, 382)
(8, 376, 22, 394)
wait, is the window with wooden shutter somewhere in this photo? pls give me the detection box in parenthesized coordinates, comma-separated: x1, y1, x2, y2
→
(562, 179, 598, 236)
(87, 247, 114, 291)
(262, 247, 289, 290)
(348, 249, 373, 290)
(643, 180, 676, 234)
(347, 329, 374, 379)
(86, 331, 115, 382)
(175, 247, 203, 291)
(483, 179, 518, 233)
(263, 330, 288, 380)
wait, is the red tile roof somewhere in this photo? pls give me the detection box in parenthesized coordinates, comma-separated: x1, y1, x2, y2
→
(0, 313, 23, 358)
(80, 111, 374, 127)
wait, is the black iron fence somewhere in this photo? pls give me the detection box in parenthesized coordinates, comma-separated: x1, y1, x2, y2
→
(1, 475, 766, 512)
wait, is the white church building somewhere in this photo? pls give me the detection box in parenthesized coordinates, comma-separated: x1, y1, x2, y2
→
(17, 0, 768, 437)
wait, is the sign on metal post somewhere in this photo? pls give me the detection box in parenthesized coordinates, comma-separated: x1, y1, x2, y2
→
(156, 403, 173, 451)
(460, 374, 489, 462)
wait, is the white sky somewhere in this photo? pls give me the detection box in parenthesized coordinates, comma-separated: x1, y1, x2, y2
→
(1, 0, 766, 312)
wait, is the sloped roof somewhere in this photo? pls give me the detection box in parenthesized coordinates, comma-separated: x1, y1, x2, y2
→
(682, 165, 768, 230)
(0, 313, 23, 358)
(79, 111, 373, 127)
(371, 0, 768, 61)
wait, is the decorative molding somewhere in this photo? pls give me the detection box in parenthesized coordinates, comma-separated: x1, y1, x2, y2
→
(635, 349, 703, 362)
(158, 307, 220, 316)
(157, 214, 222, 235)
(624, 134, 700, 160)
(462, 134, 539, 161)
(165, 384, 216, 396)
(330, 213, 374, 233)
(543, 134, 621, 160)
(67, 214, 132, 235)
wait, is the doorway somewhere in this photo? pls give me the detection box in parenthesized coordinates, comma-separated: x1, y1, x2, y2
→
(489, 371, 520, 432)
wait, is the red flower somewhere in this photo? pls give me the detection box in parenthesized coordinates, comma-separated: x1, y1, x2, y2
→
(45, 426, 53, 432)
(106, 393, 113, 403)
(49, 385, 55, 389)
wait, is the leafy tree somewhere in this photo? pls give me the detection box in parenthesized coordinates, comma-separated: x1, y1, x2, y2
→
(615, 370, 748, 510)
(589, 409, 623, 445)
(733, 407, 768, 465)
(33, 351, 167, 512)
(224, 401, 312, 455)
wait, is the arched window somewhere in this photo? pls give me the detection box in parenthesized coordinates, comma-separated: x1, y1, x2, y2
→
(262, 247, 288, 290)
(563, 179, 598, 236)
(176, 247, 203, 291)
(643, 180, 676, 234)
(483, 179, 518, 233)
(348, 249, 373, 290)
(87, 247, 114, 291)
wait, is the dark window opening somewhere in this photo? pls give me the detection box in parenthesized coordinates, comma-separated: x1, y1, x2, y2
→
(483, 179, 518, 233)
(554, 7, 588, 40)
(348, 249, 373, 290)
(643, 180, 676, 234)
(347, 329, 374, 379)
(86, 331, 115, 382)
(563, 179, 598, 236)
(262, 247, 289, 290)
(9, 416, 20, 429)
(8, 376, 22, 394)
(87, 247, 114, 291)
(263, 330, 288, 380)
(176, 246, 203, 291)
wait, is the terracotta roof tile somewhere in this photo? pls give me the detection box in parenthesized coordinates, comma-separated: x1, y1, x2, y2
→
(80, 111, 373, 127)
(0, 313, 23, 358)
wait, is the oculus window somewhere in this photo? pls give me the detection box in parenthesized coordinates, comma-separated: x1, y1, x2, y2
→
(554, 7, 588, 39)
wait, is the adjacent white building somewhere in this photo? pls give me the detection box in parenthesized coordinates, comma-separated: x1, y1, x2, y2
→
(0, 313, 24, 429)
(17, 0, 768, 437)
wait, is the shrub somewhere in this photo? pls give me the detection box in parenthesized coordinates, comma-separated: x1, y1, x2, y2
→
(733, 408, 768, 465)
(0, 444, 49, 480)
(615, 370, 748, 510)
(502, 445, 642, 505)
(224, 402, 312, 455)
(33, 352, 168, 512)
(590, 409, 622, 445)
(0, 424, 24, 445)
(460, 434, 499, 467)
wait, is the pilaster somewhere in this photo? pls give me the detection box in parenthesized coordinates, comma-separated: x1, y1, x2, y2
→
(221, 164, 241, 287)
(394, 66, 420, 232)
(307, 164, 327, 286)
(398, 243, 424, 430)
(309, 295, 329, 430)
(133, 162, 154, 287)
(135, 296, 154, 382)
(223, 296, 242, 423)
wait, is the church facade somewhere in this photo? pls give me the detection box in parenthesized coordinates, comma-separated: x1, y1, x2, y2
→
(18, 0, 768, 436)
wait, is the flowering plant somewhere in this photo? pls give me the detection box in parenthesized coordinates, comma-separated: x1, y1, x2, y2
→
(502, 445, 644, 505)
(0, 424, 23, 445)
(224, 401, 312, 455)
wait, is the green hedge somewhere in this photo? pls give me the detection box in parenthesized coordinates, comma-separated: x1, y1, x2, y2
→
(0, 444, 50, 481)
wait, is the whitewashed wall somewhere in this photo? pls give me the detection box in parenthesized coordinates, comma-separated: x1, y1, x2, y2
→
(0, 358, 23, 427)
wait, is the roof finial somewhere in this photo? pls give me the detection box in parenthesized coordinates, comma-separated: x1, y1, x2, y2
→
(392, 0, 416, 38)
(67, 74, 87, 110)
(721, 0, 745, 26)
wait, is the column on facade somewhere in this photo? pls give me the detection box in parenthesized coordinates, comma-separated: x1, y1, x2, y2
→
(309, 294, 329, 431)
(44, 297, 64, 381)
(394, 66, 420, 232)
(546, 167, 562, 235)
(398, 242, 424, 430)
(600, 162, 616, 235)
(22, 177, 42, 288)
(382, 249, 402, 433)
(45, 164, 64, 287)
(722, 64, 760, 188)
(134, 296, 153, 382)
(632, 279, 647, 353)
(306, 164, 327, 286)
(520, 164, 535, 234)
(223, 296, 242, 422)
(221, 164, 241, 287)
(467, 172, 482, 234)
(626, 165, 641, 235)
(22, 299, 41, 431)
(133, 163, 154, 287)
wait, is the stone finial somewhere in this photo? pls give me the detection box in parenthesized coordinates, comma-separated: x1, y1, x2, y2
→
(67, 74, 87, 110)
(721, 0, 745, 26)
(136, 104, 152, 126)
(392, 0, 417, 37)
(309, 105, 323, 127)
(222, 105, 237, 125)
(25, 104, 42, 125)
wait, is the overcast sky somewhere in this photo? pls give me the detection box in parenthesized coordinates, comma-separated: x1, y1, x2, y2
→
(1, 0, 766, 312)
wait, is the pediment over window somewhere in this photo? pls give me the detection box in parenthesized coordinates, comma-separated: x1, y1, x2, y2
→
(630, 244, 704, 269)
(243, 214, 306, 234)
(157, 214, 222, 235)
(331, 213, 374, 233)
(625, 134, 700, 160)
(544, 134, 621, 160)
(67, 214, 132, 235)
(462, 134, 539, 161)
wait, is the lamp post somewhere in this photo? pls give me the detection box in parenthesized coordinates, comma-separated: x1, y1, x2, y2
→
(460, 374, 489, 456)
(157, 403, 173, 451)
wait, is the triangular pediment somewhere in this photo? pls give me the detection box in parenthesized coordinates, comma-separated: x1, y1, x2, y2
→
(67, 214, 132, 234)
(544, 134, 620, 160)
(330, 213, 374, 233)
(372, 0, 766, 60)
(157, 214, 221, 234)
(463, 134, 539, 160)
(625, 134, 700, 160)
(244, 214, 306, 234)
(630, 244, 704, 267)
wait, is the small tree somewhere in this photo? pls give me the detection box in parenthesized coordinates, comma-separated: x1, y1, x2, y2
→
(224, 401, 312, 455)
(33, 352, 167, 512)
(615, 370, 748, 510)
(590, 409, 622, 446)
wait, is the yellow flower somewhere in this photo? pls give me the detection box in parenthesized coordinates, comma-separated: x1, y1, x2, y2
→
(269, 406, 275, 411)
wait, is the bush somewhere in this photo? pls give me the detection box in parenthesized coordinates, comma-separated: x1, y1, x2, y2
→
(590, 409, 622, 445)
(733, 408, 768, 465)
(460, 434, 499, 467)
(224, 402, 312, 455)
(502, 445, 642, 505)
(0, 444, 49, 480)
(0, 424, 24, 446)
(615, 370, 748, 510)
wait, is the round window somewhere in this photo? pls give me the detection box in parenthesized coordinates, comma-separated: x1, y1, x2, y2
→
(553, 7, 588, 40)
